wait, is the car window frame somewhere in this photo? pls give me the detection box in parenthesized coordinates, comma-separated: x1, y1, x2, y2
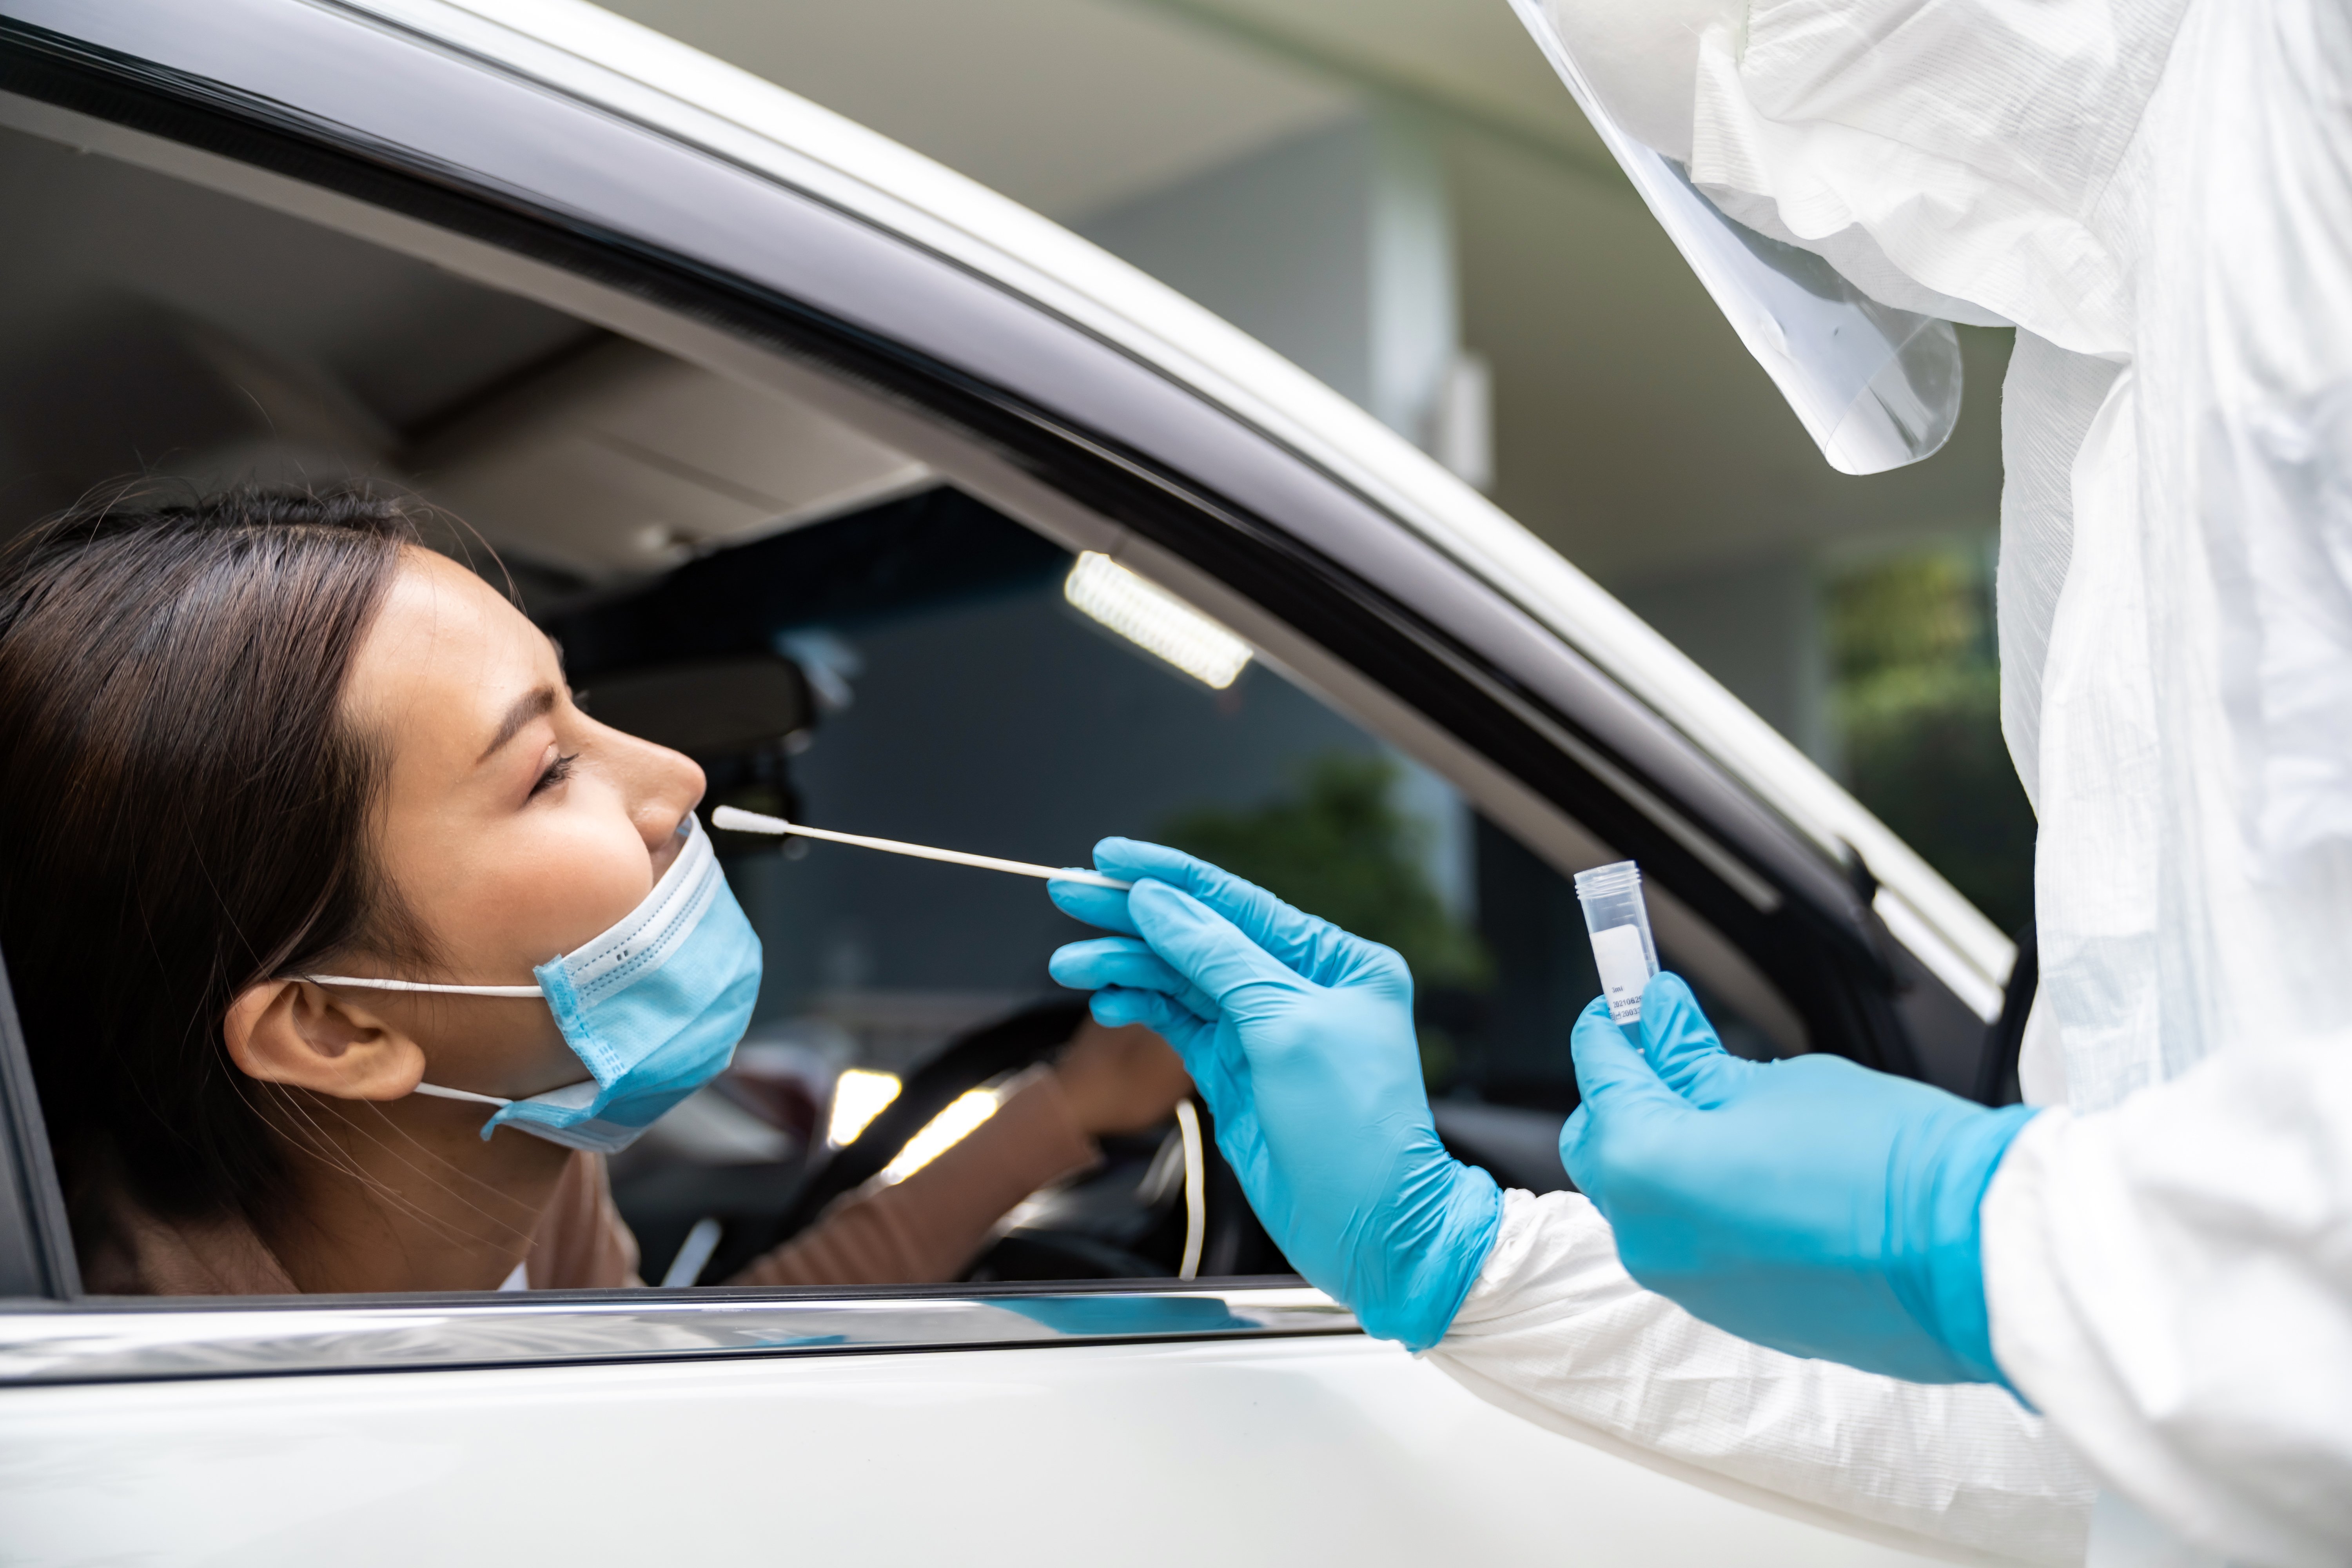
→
(0, 0, 1920, 1043)
(0, 944, 74, 1300)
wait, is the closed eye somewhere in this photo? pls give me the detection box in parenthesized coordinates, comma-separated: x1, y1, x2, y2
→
(530, 751, 579, 797)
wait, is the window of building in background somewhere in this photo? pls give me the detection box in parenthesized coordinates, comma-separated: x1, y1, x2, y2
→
(1826, 539, 2036, 935)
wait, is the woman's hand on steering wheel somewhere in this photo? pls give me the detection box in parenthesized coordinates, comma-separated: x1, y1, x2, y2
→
(1052, 1020, 1193, 1138)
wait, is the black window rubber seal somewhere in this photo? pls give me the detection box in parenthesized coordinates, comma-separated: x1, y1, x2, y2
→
(0, 940, 78, 1299)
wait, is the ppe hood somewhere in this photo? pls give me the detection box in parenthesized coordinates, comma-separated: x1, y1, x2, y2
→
(1508, 0, 1962, 475)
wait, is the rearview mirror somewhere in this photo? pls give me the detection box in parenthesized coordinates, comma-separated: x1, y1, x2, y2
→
(581, 654, 814, 759)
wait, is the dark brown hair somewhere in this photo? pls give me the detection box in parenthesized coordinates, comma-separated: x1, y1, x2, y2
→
(0, 486, 425, 1234)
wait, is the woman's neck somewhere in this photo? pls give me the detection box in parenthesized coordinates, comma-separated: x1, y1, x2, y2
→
(260, 1093, 577, 1294)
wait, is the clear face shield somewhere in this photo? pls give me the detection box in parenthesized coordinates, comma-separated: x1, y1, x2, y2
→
(1508, 0, 1962, 475)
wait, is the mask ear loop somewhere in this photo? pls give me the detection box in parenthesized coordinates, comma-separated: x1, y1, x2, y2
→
(301, 975, 546, 1107)
(305, 975, 544, 997)
(411, 1083, 514, 1108)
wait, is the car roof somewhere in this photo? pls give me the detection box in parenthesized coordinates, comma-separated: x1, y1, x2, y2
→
(311, 0, 2016, 1009)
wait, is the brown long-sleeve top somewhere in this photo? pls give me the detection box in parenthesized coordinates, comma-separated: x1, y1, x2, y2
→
(80, 1073, 1101, 1296)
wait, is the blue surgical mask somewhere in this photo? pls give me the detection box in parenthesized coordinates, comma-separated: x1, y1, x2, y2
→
(308, 814, 761, 1153)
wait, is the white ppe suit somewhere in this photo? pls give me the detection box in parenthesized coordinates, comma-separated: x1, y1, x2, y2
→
(1430, 2, 2352, 1565)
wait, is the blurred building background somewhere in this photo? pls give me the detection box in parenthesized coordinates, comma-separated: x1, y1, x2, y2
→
(605, 0, 2036, 932)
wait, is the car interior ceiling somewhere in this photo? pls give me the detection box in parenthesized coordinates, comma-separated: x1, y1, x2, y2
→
(0, 119, 1795, 1292)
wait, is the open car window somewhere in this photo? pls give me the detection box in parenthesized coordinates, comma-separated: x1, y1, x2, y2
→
(0, 104, 1820, 1303)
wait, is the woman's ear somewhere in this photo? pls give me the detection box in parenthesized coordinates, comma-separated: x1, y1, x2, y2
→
(224, 981, 426, 1102)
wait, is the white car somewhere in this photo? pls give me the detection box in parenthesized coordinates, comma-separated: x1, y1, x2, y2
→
(0, 2, 2024, 1563)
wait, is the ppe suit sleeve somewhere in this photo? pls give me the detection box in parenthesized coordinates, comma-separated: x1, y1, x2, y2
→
(1981, 1043, 2352, 1568)
(1427, 1189, 2094, 1566)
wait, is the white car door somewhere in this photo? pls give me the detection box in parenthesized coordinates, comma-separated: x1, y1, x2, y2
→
(2, 1312, 1945, 1566)
(0, 4, 2013, 1563)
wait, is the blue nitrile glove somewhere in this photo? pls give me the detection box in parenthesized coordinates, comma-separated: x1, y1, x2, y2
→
(1563, 971, 2040, 1385)
(1047, 839, 1501, 1352)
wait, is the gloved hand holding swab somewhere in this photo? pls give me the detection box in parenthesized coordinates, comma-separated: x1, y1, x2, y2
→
(711, 805, 1133, 890)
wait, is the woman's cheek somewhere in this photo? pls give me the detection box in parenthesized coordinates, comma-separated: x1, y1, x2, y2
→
(477, 815, 658, 961)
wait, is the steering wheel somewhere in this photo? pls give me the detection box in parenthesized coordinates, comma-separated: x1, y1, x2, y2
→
(696, 1000, 1271, 1284)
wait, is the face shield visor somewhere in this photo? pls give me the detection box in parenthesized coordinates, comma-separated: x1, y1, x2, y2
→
(1508, 0, 1962, 475)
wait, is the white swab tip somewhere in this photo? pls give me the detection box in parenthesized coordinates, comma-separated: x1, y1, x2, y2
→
(712, 805, 788, 833)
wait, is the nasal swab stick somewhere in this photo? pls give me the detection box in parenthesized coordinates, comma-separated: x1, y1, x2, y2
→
(711, 805, 1133, 890)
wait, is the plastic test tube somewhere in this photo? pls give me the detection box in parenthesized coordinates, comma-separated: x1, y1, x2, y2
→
(1574, 860, 1660, 1024)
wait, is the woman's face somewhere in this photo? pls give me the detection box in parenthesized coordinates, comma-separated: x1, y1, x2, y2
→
(337, 546, 706, 1099)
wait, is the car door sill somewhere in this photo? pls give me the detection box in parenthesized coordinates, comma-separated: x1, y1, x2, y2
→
(0, 1283, 1359, 1385)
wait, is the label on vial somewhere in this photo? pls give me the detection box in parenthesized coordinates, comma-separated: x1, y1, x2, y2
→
(1591, 924, 1652, 1024)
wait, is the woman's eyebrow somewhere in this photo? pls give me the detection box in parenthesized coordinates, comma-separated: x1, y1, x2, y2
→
(477, 686, 557, 764)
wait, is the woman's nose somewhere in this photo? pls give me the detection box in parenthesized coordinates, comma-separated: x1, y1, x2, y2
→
(617, 733, 706, 853)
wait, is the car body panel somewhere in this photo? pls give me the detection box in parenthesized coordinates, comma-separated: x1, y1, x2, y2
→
(0, 1334, 1947, 1567)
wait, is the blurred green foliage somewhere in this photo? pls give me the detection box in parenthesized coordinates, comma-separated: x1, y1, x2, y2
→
(1826, 544, 2036, 933)
(1161, 751, 1490, 991)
